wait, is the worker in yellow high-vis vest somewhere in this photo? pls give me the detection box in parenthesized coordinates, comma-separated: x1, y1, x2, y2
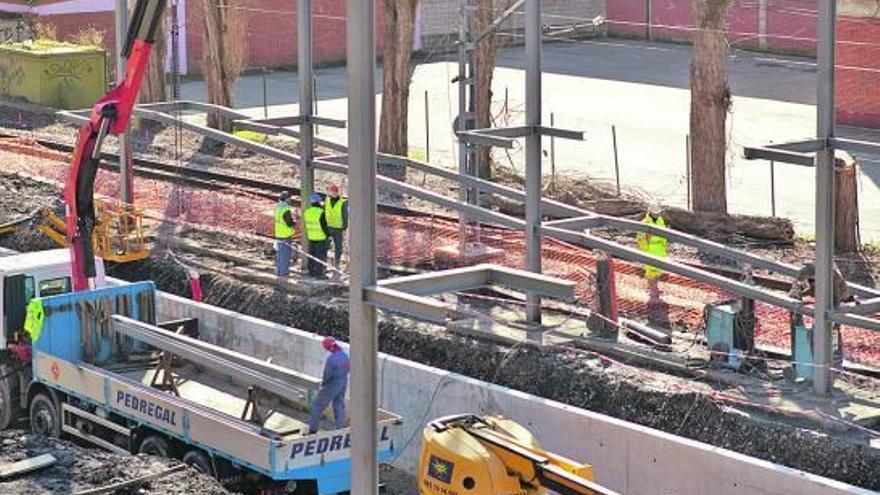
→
(636, 203, 667, 302)
(304, 192, 329, 278)
(324, 183, 348, 269)
(274, 191, 297, 283)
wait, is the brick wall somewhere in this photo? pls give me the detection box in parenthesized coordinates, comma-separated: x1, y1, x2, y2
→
(420, 0, 606, 42)
(606, 0, 880, 128)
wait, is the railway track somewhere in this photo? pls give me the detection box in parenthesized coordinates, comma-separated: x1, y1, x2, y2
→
(0, 131, 448, 221)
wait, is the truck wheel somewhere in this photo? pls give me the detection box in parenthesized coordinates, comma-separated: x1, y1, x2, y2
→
(29, 393, 60, 438)
(182, 449, 214, 476)
(138, 435, 172, 457)
(0, 363, 21, 430)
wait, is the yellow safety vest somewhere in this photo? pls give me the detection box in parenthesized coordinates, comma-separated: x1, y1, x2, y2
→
(325, 197, 346, 229)
(636, 214, 667, 279)
(304, 206, 327, 241)
(24, 298, 45, 343)
(274, 203, 294, 239)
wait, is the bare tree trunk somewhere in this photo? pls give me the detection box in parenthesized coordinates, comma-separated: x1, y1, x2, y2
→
(689, 0, 731, 214)
(138, 10, 166, 103)
(835, 158, 860, 252)
(473, 0, 501, 180)
(203, 0, 245, 131)
(378, 0, 418, 180)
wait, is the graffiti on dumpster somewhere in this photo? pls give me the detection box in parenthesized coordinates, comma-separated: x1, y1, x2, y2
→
(44, 59, 93, 89)
(0, 56, 25, 94)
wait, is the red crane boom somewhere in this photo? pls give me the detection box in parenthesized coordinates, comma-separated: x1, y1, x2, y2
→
(65, 0, 167, 291)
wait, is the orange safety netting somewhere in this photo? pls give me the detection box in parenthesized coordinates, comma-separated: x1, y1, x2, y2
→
(4, 149, 880, 368)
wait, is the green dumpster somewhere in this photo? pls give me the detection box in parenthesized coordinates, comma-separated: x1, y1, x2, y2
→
(0, 39, 107, 109)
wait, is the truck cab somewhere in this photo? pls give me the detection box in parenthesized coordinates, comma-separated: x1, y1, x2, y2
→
(0, 249, 106, 350)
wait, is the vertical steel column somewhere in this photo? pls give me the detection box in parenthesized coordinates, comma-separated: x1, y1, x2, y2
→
(525, 0, 542, 324)
(458, 0, 470, 240)
(813, 0, 836, 396)
(347, 0, 379, 493)
(758, 0, 768, 50)
(298, 0, 314, 271)
(115, 0, 134, 204)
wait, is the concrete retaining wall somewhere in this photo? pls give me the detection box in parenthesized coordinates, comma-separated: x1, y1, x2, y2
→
(154, 291, 875, 495)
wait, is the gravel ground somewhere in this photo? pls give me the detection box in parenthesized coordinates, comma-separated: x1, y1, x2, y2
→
(0, 429, 230, 495)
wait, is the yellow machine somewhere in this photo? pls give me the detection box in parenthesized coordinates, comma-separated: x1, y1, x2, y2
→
(419, 415, 620, 495)
(0, 199, 149, 263)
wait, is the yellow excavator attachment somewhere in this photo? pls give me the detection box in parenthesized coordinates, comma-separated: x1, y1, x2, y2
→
(0, 199, 149, 263)
(419, 415, 618, 495)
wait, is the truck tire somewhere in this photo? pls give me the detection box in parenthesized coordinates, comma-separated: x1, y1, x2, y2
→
(138, 435, 172, 457)
(0, 363, 21, 430)
(29, 393, 60, 438)
(182, 449, 214, 476)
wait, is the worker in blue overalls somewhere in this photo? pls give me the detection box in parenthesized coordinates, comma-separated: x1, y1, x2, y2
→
(308, 336, 350, 433)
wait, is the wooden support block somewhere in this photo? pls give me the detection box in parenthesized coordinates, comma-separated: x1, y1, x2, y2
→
(0, 454, 57, 479)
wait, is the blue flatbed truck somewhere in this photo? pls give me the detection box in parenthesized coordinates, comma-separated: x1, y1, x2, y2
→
(0, 250, 401, 494)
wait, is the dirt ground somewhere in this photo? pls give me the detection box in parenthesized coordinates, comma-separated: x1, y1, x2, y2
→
(0, 429, 229, 495)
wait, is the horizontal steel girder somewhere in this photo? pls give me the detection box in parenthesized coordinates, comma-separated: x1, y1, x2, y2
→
(378, 264, 575, 300)
(112, 316, 318, 402)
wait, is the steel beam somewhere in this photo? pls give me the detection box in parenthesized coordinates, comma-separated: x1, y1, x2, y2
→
(537, 126, 585, 141)
(831, 137, 880, 156)
(543, 215, 604, 230)
(346, 0, 379, 491)
(299, 0, 314, 272)
(133, 321, 320, 389)
(134, 108, 302, 165)
(835, 298, 880, 315)
(456, 130, 516, 149)
(378, 265, 488, 295)
(364, 286, 454, 324)
(813, 0, 837, 396)
(488, 265, 576, 301)
(542, 226, 809, 313)
(115, 0, 133, 204)
(111, 316, 315, 402)
(525, 0, 543, 324)
(743, 146, 814, 166)
(473, 0, 526, 44)
(829, 312, 880, 333)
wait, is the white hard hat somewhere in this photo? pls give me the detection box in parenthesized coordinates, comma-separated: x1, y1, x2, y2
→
(648, 202, 662, 216)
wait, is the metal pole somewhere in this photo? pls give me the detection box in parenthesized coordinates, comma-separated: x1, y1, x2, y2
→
(646, 0, 653, 41)
(550, 112, 556, 188)
(115, 0, 134, 204)
(612, 124, 621, 197)
(770, 160, 776, 217)
(425, 90, 430, 163)
(347, 0, 379, 493)
(686, 133, 691, 210)
(813, 0, 836, 396)
(313, 76, 319, 135)
(758, 0, 768, 50)
(262, 69, 268, 119)
(458, 0, 470, 246)
(525, 0, 542, 324)
(299, 0, 314, 272)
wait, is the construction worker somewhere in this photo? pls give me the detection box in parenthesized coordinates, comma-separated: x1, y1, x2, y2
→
(274, 191, 297, 283)
(324, 183, 348, 268)
(304, 192, 329, 278)
(308, 336, 350, 433)
(636, 203, 667, 302)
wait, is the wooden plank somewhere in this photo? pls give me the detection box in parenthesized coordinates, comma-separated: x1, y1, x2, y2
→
(73, 465, 185, 495)
(0, 454, 57, 479)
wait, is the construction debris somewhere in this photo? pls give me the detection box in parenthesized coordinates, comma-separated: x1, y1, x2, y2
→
(0, 453, 56, 479)
(0, 430, 229, 495)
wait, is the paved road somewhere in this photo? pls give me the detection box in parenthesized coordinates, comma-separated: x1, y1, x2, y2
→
(181, 38, 880, 242)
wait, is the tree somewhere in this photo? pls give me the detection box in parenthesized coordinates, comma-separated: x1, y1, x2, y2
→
(472, 0, 503, 180)
(689, 0, 732, 214)
(378, 0, 419, 180)
(138, 13, 166, 103)
(202, 0, 245, 131)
